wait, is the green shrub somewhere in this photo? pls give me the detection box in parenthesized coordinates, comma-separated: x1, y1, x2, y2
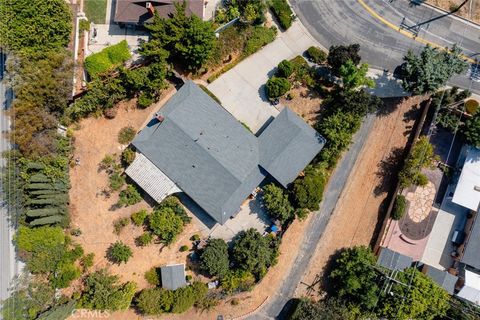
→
(107, 241, 132, 264)
(148, 207, 184, 245)
(122, 147, 136, 165)
(270, 0, 294, 30)
(113, 217, 130, 235)
(293, 166, 328, 210)
(266, 76, 291, 98)
(80, 253, 95, 270)
(157, 196, 191, 225)
(180, 245, 189, 252)
(85, 40, 131, 77)
(144, 267, 161, 286)
(137, 91, 154, 109)
(392, 195, 407, 220)
(118, 185, 142, 207)
(186, 274, 192, 281)
(190, 234, 200, 241)
(244, 26, 277, 56)
(109, 171, 125, 191)
(306, 46, 327, 64)
(136, 288, 174, 315)
(136, 232, 154, 247)
(221, 270, 255, 294)
(294, 208, 309, 221)
(200, 238, 230, 278)
(79, 19, 91, 33)
(277, 59, 293, 78)
(262, 183, 294, 224)
(398, 136, 436, 188)
(171, 282, 208, 313)
(131, 209, 148, 226)
(118, 126, 136, 145)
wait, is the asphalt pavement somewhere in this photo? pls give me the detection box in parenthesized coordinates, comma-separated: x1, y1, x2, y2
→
(0, 53, 17, 305)
(291, 0, 480, 93)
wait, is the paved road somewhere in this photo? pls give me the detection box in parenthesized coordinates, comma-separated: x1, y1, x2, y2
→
(291, 0, 480, 93)
(0, 52, 17, 306)
(249, 113, 376, 319)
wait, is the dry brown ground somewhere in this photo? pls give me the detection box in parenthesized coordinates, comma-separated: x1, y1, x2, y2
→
(68, 87, 208, 290)
(427, 0, 480, 23)
(280, 86, 323, 125)
(295, 96, 425, 298)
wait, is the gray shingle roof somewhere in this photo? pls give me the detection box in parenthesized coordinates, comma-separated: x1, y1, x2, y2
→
(461, 211, 480, 270)
(114, 0, 204, 25)
(160, 264, 186, 290)
(377, 247, 413, 271)
(131, 81, 324, 224)
(259, 107, 326, 187)
(425, 265, 458, 294)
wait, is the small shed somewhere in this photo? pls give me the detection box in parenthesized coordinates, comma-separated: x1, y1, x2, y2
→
(161, 264, 186, 290)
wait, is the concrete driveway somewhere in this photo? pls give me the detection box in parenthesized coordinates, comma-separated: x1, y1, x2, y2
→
(207, 20, 318, 133)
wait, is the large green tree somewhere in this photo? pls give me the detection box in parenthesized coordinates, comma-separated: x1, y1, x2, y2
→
(463, 112, 480, 148)
(262, 183, 294, 223)
(80, 270, 137, 311)
(339, 60, 375, 91)
(200, 238, 230, 278)
(327, 44, 361, 76)
(143, 3, 216, 70)
(231, 228, 279, 279)
(378, 268, 450, 320)
(0, 0, 72, 52)
(329, 246, 380, 310)
(292, 165, 328, 210)
(400, 45, 468, 95)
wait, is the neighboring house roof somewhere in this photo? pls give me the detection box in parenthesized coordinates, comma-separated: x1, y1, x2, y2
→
(130, 81, 324, 224)
(461, 209, 480, 270)
(377, 247, 413, 271)
(125, 153, 181, 202)
(425, 265, 458, 294)
(114, 0, 204, 25)
(452, 146, 480, 211)
(259, 107, 326, 187)
(160, 264, 186, 290)
(457, 269, 480, 305)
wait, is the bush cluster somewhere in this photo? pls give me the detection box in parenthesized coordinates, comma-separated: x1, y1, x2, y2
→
(306, 46, 327, 64)
(392, 195, 407, 220)
(270, 0, 294, 30)
(84, 40, 131, 78)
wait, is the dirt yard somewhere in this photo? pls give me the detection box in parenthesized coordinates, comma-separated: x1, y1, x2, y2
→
(280, 86, 323, 125)
(294, 96, 426, 297)
(68, 87, 210, 290)
(427, 0, 480, 23)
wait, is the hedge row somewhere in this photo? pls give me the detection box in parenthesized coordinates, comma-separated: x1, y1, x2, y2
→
(270, 0, 294, 30)
(85, 40, 131, 77)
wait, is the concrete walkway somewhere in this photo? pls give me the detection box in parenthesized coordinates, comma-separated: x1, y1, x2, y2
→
(207, 20, 318, 133)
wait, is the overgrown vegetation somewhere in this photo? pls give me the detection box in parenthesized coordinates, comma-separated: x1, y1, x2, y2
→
(85, 41, 131, 78)
(270, 0, 294, 30)
(398, 136, 437, 189)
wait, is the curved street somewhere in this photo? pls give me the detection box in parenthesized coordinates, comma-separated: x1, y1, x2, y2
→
(251, 1, 480, 319)
(292, 0, 480, 93)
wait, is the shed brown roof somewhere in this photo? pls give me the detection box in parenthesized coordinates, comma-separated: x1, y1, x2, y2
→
(114, 0, 204, 24)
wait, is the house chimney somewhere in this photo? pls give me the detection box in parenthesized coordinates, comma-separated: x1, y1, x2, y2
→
(155, 113, 164, 122)
(146, 2, 155, 15)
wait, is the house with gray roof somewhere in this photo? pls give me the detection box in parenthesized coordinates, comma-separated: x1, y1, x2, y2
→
(114, 0, 204, 26)
(126, 81, 325, 225)
(160, 264, 186, 290)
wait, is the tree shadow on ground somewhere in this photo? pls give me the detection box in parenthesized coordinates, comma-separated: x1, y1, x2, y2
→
(374, 147, 404, 197)
(376, 97, 403, 118)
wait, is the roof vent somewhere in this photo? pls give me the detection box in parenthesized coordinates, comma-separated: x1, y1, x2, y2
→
(474, 186, 480, 192)
(146, 2, 155, 15)
(155, 113, 164, 122)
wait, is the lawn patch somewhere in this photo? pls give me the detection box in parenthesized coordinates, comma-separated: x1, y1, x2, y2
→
(84, 0, 107, 24)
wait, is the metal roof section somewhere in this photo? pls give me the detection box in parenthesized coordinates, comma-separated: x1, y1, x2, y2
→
(160, 264, 186, 290)
(425, 265, 458, 294)
(125, 153, 181, 202)
(377, 247, 413, 271)
(452, 146, 480, 211)
(461, 210, 480, 270)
